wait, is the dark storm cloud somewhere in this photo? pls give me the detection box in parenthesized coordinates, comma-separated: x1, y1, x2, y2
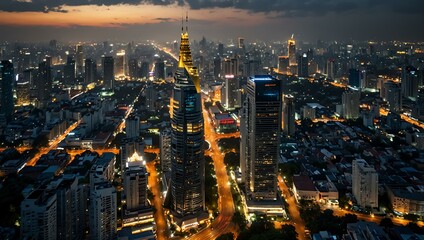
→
(1, 0, 424, 17)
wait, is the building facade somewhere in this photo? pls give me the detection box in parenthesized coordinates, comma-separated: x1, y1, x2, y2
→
(352, 159, 378, 208)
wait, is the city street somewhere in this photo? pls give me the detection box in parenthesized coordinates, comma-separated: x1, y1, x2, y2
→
(277, 175, 307, 240)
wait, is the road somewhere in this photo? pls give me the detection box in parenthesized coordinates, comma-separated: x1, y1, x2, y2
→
(146, 159, 168, 240)
(189, 106, 239, 240)
(277, 175, 307, 240)
(26, 119, 81, 166)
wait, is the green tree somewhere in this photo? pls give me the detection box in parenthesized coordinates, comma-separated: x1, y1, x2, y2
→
(280, 224, 298, 240)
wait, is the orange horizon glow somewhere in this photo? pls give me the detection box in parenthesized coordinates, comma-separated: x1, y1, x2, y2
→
(0, 4, 275, 28)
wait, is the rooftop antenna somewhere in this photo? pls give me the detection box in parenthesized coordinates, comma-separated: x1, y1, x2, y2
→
(291, 33, 294, 39)
(186, 11, 188, 32)
(181, 11, 184, 32)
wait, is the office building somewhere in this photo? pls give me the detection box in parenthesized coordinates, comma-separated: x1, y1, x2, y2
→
(155, 59, 165, 80)
(288, 35, 296, 66)
(349, 68, 361, 88)
(297, 53, 309, 78)
(115, 51, 126, 78)
(124, 158, 149, 211)
(120, 138, 145, 172)
(278, 56, 289, 74)
(84, 58, 96, 85)
(89, 181, 117, 240)
(283, 94, 296, 136)
(168, 26, 205, 228)
(342, 90, 360, 119)
(213, 57, 221, 78)
(140, 62, 149, 79)
(352, 159, 378, 208)
(0, 60, 14, 117)
(160, 128, 172, 172)
(64, 56, 76, 85)
(128, 58, 139, 80)
(125, 115, 140, 139)
(35, 59, 52, 107)
(326, 59, 335, 80)
(145, 82, 157, 112)
(238, 37, 245, 49)
(103, 56, 114, 89)
(384, 81, 402, 113)
(221, 74, 241, 110)
(218, 43, 224, 56)
(20, 190, 57, 240)
(402, 66, 419, 99)
(222, 57, 239, 77)
(76, 44, 84, 74)
(16, 78, 30, 106)
(243, 75, 281, 201)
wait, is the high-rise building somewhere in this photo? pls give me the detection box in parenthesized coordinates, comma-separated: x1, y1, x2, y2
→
(115, 51, 126, 77)
(352, 159, 378, 208)
(288, 35, 296, 66)
(213, 57, 221, 79)
(125, 115, 140, 139)
(349, 68, 361, 88)
(278, 56, 289, 74)
(384, 81, 402, 113)
(140, 62, 149, 79)
(222, 57, 239, 77)
(0, 60, 14, 117)
(84, 58, 96, 85)
(35, 59, 52, 106)
(402, 66, 419, 99)
(120, 138, 145, 172)
(16, 78, 30, 106)
(20, 190, 57, 240)
(155, 59, 165, 80)
(160, 128, 172, 172)
(238, 37, 245, 49)
(169, 26, 205, 227)
(283, 94, 295, 136)
(342, 90, 360, 119)
(145, 82, 157, 112)
(297, 53, 309, 78)
(221, 74, 241, 110)
(243, 75, 281, 201)
(128, 58, 139, 80)
(124, 155, 148, 212)
(218, 43, 224, 56)
(76, 44, 84, 74)
(89, 182, 117, 240)
(103, 56, 114, 89)
(64, 56, 76, 85)
(326, 59, 336, 80)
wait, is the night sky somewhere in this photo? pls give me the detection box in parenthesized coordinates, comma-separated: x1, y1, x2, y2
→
(0, 0, 423, 42)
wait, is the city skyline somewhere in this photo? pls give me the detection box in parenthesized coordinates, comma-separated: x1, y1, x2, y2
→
(0, 1, 423, 42)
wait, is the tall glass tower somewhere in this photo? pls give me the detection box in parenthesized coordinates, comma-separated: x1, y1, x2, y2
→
(243, 75, 281, 201)
(169, 24, 205, 223)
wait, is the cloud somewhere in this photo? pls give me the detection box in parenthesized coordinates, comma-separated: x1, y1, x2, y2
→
(0, 0, 424, 17)
(153, 17, 176, 23)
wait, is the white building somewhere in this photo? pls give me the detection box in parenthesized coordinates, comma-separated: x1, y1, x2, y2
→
(352, 159, 378, 208)
(124, 153, 148, 211)
(20, 190, 57, 240)
(90, 181, 117, 240)
(160, 129, 172, 172)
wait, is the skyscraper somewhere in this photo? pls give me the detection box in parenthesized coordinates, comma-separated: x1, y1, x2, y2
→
(64, 56, 75, 85)
(16, 78, 30, 106)
(35, 59, 52, 107)
(402, 66, 419, 99)
(0, 60, 14, 117)
(89, 182, 117, 240)
(384, 81, 402, 113)
(288, 35, 296, 66)
(349, 68, 361, 88)
(102, 56, 114, 90)
(342, 90, 360, 119)
(283, 94, 295, 136)
(128, 58, 139, 80)
(278, 56, 289, 74)
(221, 74, 241, 110)
(145, 82, 157, 112)
(124, 153, 148, 212)
(168, 25, 205, 228)
(326, 59, 336, 80)
(115, 51, 126, 78)
(154, 59, 165, 80)
(76, 44, 84, 74)
(297, 53, 308, 78)
(84, 58, 96, 85)
(352, 159, 378, 208)
(125, 115, 140, 139)
(243, 75, 281, 201)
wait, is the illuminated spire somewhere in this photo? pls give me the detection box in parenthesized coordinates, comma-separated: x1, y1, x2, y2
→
(177, 12, 200, 93)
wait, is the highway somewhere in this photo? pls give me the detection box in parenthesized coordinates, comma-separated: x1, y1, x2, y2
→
(189, 106, 239, 240)
(277, 175, 307, 240)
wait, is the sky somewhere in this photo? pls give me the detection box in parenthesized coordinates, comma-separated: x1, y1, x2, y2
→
(0, 0, 423, 43)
